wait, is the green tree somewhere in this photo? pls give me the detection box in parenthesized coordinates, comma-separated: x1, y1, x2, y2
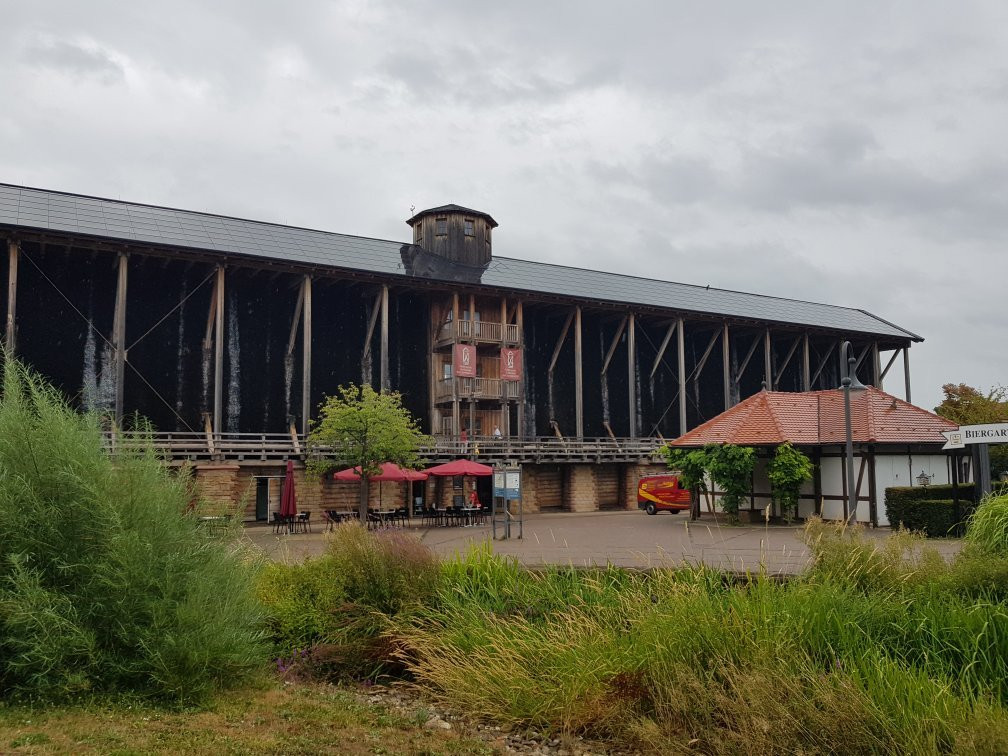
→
(934, 383, 1008, 481)
(768, 443, 814, 523)
(705, 444, 756, 522)
(661, 446, 711, 515)
(934, 383, 1008, 425)
(306, 384, 430, 520)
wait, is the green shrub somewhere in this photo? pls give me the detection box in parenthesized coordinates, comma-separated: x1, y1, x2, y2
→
(886, 498, 966, 537)
(0, 359, 265, 703)
(885, 484, 975, 536)
(965, 494, 1008, 558)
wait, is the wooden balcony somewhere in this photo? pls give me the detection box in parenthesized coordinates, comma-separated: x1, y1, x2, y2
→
(438, 319, 521, 344)
(434, 377, 521, 401)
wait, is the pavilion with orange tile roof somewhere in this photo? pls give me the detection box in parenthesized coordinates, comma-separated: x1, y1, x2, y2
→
(668, 387, 964, 526)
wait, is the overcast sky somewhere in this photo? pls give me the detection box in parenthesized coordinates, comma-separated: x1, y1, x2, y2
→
(2, 1, 1006, 412)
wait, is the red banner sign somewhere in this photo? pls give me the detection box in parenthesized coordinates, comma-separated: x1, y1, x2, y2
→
(454, 343, 476, 378)
(500, 347, 522, 381)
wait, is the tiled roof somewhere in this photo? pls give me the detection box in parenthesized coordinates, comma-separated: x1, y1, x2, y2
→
(671, 387, 955, 447)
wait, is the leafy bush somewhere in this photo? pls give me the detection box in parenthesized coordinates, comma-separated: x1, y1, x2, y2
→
(885, 484, 975, 536)
(965, 494, 1008, 558)
(705, 444, 755, 521)
(0, 360, 265, 703)
(768, 443, 813, 522)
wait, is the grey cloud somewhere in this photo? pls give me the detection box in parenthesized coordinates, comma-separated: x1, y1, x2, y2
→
(24, 37, 124, 82)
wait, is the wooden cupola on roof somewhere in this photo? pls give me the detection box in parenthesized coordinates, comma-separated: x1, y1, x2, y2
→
(406, 204, 498, 268)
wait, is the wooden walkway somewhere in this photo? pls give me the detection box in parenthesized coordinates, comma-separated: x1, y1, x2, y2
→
(102, 432, 664, 465)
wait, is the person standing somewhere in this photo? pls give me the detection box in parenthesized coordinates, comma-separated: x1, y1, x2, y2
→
(493, 425, 502, 439)
(460, 427, 469, 456)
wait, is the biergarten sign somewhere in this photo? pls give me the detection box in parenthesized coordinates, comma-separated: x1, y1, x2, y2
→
(941, 423, 1008, 450)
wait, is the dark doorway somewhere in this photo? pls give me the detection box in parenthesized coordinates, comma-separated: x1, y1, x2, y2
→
(255, 478, 269, 521)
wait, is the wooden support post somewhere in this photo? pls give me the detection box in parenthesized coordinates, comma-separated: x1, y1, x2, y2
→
(5, 239, 18, 354)
(213, 264, 225, 436)
(428, 299, 436, 436)
(547, 310, 574, 431)
(722, 322, 731, 410)
(380, 284, 389, 391)
(575, 306, 583, 438)
(501, 296, 509, 434)
(362, 289, 382, 359)
(677, 317, 687, 435)
(903, 346, 911, 403)
(872, 341, 881, 388)
(468, 294, 475, 337)
(810, 340, 838, 389)
(802, 333, 811, 391)
(628, 312, 637, 438)
(113, 252, 128, 422)
(285, 281, 305, 358)
(690, 328, 720, 382)
(516, 300, 524, 437)
(302, 274, 312, 434)
(763, 328, 772, 389)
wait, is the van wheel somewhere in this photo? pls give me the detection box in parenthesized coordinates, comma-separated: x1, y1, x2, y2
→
(645, 502, 657, 516)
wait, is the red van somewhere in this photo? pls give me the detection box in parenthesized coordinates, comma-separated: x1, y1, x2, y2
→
(637, 474, 691, 515)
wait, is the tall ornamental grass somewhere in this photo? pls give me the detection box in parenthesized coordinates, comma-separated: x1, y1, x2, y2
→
(0, 360, 265, 703)
(389, 522, 1008, 753)
(965, 492, 1008, 558)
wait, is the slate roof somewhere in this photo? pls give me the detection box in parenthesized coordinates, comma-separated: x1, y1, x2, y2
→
(0, 183, 919, 341)
(670, 387, 955, 447)
(407, 204, 498, 227)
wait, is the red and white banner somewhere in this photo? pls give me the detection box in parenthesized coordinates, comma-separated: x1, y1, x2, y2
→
(500, 347, 522, 381)
(454, 343, 477, 378)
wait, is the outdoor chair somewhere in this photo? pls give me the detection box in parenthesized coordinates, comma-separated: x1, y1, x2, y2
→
(296, 511, 311, 534)
(271, 512, 287, 534)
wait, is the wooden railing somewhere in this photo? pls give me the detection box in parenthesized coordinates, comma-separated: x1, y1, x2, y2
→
(102, 432, 664, 465)
(439, 320, 521, 344)
(434, 377, 521, 400)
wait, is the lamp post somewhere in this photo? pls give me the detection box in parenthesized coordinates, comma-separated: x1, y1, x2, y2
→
(839, 341, 867, 526)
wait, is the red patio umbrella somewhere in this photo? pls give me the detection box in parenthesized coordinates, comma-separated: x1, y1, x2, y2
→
(332, 462, 428, 482)
(279, 459, 297, 517)
(424, 459, 494, 477)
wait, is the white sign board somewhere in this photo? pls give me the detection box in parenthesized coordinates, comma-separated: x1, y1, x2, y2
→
(941, 423, 1008, 450)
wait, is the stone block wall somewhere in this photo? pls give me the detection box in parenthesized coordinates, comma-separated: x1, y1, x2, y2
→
(564, 465, 598, 512)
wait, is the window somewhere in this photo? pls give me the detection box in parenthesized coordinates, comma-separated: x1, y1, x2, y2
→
(435, 217, 447, 235)
(414, 224, 422, 243)
(464, 218, 474, 236)
(443, 362, 452, 380)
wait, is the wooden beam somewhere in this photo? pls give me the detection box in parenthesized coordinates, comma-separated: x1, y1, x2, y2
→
(285, 280, 305, 358)
(650, 320, 677, 379)
(733, 333, 761, 385)
(362, 289, 382, 358)
(763, 328, 772, 388)
(903, 346, 912, 403)
(5, 240, 18, 354)
(677, 317, 687, 434)
(380, 284, 389, 391)
(575, 306, 583, 438)
(878, 349, 900, 382)
(688, 328, 720, 382)
(301, 274, 312, 434)
(872, 341, 881, 388)
(773, 336, 801, 390)
(722, 322, 731, 410)
(516, 300, 524, 437)
(854, 343, 870, 373)
(113, 252, 128, 422)
(628, 312, 637, 438)
(802, 333, 811, 391)
(601, 316, 627, 376)
(810, 340, 837, 388)
(547, 310, 574, 373)
(213, 264, 225, 435)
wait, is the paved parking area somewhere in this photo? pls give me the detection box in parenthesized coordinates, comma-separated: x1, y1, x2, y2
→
(244, 510, 963, 575)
